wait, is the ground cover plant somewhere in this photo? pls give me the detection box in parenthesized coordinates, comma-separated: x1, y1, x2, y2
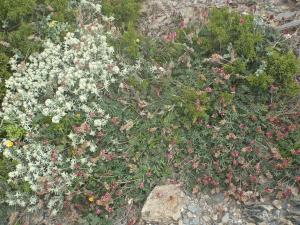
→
(0, 1, 299, 224)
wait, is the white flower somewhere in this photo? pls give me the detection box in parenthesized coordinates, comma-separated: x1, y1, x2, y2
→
(1, 9, 135, 214)
(52, 115, 61, 123)
(45, 99, 52, 107)
(89, 144, 97, 152)
(112, 66, 120, 74)
(93, 119, 102, 127)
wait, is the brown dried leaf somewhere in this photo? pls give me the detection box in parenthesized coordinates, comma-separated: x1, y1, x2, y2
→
(120, 120, 134, 132)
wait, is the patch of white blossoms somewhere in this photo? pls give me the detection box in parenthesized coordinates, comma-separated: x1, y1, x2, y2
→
(1, 18, 134, 214)
(3, 22, 125, 129)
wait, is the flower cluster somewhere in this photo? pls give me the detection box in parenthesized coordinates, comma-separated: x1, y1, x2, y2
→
(1, 13, 134, 214)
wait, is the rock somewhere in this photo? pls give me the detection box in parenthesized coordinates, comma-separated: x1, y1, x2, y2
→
(212, 214, 218, 221)
(187, 211, 195, 218)
(287, 207, 300, 216)
(277, 20, 300, 30)
(259, 204, 274, 212)
(272, 200, 283, 209)
(221, 213, 230, 223)
(202, 215, 210, 222)
(187, 202, 200, 213)
(275, 11, 297, 20)
(191, 217, 200, 224)
(141, 184, 187, 224)
(290, 216, 300, 224)
(210, 192, 225, 205)
(278, 218, 294, 225)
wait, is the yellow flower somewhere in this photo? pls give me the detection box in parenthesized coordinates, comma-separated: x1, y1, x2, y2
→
(4, 140, 14, 148)
(88, 196, 95, 203)
(48, 20, 58, 28)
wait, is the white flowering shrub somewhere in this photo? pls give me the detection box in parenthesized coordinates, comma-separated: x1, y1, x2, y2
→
(0, 12, 134, 214)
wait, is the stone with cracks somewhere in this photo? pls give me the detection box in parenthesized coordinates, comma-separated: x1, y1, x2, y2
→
(141, 184, 187, 224)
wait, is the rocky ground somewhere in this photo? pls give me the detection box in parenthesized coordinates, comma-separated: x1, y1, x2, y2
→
(139, 185, 300, 225)
(139, 0, 300, 57)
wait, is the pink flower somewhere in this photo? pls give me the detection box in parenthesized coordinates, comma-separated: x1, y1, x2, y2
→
(139, 182, 144, 189)
(146, 171, 152, 177)
(164, 32, 177, 42)
(96, 208, 101, 215)
(179, 20, 185, 29)
(105, 205, 113, 213)
(240, 18, 245, 24)
(239, 124, 246, 129)
(101, 192, 112, 202)
(250, 175, 257, 183)
(231, 151, 239, 158)
(264, 187, 273, 193)
(89, 112, 96, 117)
(265, 131, 273, 138)
(187, 147, 194, 154)
(282, 188, 292, 199)
(167, 151, 174, 160)
(205, 86, 213, 93)
(291, 149, 300, 155)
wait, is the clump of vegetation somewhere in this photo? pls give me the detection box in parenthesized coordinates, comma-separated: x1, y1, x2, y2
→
(202, 8, 263, 59)
(102, 0, 140, 27)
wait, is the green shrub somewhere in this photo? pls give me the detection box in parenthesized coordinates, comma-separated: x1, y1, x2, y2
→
(199, 8, 299, 93)
(0, 54, 10, 102)
(102, 0, 140, 27)
(119, 23, 141, 59)
(266, 49, 299, 91)
(224, 59, 247, 75)
(3, 124, 26, 140)
(175, 87, 210, 124)
(247, 72, 274, 90)
(203, 7, 262, 59)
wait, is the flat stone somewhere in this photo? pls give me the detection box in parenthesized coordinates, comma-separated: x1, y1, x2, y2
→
(259, 204, 274, 212)
(272, 200, 282, 209)
(141, 184, 187, 224)
(277, 20, 300, 31)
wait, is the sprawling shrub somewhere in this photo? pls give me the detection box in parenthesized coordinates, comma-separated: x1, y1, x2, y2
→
(198, 8, 299, 94)
(0, 0, 78, 105)
(1, 9, 134, 213)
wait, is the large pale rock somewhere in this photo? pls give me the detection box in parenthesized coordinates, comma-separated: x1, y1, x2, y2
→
(141, 184, 187, 224)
